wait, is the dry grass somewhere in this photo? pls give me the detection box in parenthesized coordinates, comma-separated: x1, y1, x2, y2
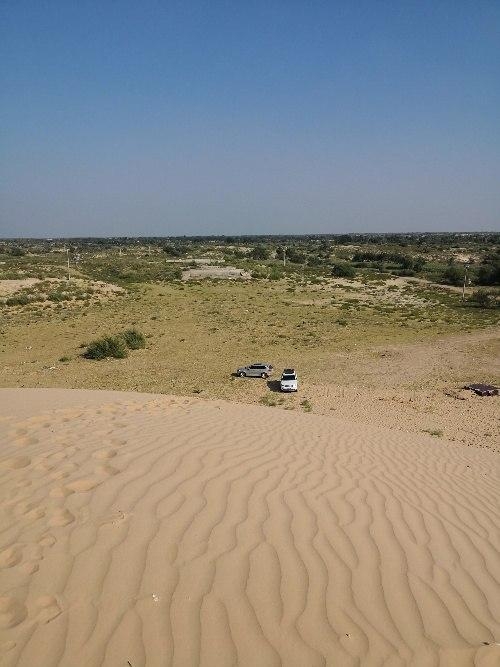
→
(1, 278, 498, 447)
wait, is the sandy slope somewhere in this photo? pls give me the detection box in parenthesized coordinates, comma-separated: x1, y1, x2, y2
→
(0, 389, 499, 667)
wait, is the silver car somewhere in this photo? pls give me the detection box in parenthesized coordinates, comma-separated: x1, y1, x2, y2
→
(236, 363, 273, 378)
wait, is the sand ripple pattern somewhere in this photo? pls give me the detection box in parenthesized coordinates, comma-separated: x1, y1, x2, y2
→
(0, 389, 499, 666)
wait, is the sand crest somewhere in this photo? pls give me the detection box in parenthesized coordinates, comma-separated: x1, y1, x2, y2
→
(0, 388, 499, 666)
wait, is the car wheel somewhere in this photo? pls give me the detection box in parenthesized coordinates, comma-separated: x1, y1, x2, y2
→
(261, 372, 268, 379)
(238, 371, 246, 377)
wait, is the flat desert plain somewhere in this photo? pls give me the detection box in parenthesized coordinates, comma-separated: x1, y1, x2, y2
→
(0, 388, 499, 666)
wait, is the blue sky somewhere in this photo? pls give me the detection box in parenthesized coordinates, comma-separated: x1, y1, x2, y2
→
(1, 1, 499, 237)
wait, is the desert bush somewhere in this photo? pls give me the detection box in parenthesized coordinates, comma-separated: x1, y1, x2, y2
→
(286, 248, 306, 264)
(47, 291, 66, 302)
(251, 267, 267, 279)
(250, 245, 270, 260)
(268, 266, 283, 280)
(331, 262, 356, 278)
(9, 247, 25, 257)
(469, 289, 497, 308)
(441, 265, 463, 286)
(476, 261, 500, 286)
(84, 336, 128, 360)
(121, 328, 146, 349)
(6, 294, 30, 306)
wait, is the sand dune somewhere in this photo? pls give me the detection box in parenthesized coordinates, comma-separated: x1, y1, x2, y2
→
(0, 389, 499, 666)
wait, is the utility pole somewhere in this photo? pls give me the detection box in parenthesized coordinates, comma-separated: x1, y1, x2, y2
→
(283, 246, 286, 267)
(66, 247, 70, 281)
(462, 264, 469, 301)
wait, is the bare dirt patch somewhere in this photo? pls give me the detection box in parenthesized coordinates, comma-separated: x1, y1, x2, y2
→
(182, 266, 251, 280)
(0, 279, 41, 297)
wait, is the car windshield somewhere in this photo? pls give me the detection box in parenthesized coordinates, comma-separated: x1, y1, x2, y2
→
(282, 374, 296, 380)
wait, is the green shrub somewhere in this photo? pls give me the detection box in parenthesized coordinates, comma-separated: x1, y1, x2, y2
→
(9, 247, 25, 257)
(250, 245, 270, 260)
(469, 289, 497, 308)
(121, 328, 146, 349)
(85, 336, 128, 360)
(331, 262, 356, 278)
(47, 292, 66, 302)
(268, 266, 283, 280)
(6, 294, 30, 306)
(441, 265, 463, 286)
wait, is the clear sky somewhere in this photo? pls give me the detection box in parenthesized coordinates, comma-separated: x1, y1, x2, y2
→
(1, 1, 499, 237)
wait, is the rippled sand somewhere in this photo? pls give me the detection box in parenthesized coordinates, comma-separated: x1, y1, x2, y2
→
(0, 389, 499, 666)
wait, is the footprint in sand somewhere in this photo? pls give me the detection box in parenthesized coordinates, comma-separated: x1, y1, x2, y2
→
(113, 422, 127, 429)
(34, 460, 55, 472)
(49, 468, 75, 480)
(15, 479, 32, 488)
(96, 464, 119, 476)
(49, 486, 74, 499)
(20, 561, 39, 575)
(0, 546, 22, 569)
(51, 451, 68, 462)
(49, 463, 78, 481)
(35, 596, 62, 623)
(66, 478, 101, 493)
(14, 435, 39, 447)
(92, 448, 117, 460)
(1, 456, 31, 469)
(24, 508, 46, 522)
(0, 597, 27, 628)
(48, 509, 75, 527)
(109, 437, 127, 446)
(0, 640, 16, 653)
(15, 501, 38, 516)
(38, 534, 56, 548)
(98, 509, 128, 527)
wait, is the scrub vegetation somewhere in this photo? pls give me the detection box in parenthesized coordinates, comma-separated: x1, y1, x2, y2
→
(0, 233, 498, 447)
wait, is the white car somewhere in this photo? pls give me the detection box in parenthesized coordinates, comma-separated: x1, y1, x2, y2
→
(280, 368, 298, 392)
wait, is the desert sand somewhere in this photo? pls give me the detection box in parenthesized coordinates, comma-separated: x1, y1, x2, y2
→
(0, 388, 499, 666)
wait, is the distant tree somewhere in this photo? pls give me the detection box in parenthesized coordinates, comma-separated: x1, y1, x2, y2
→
(275, 245, 285, 260)
(163, 244, 179, 256)
(412, 256, 426, 272)
(163, 244, 183, 257)
(286, 248, 306, 264)
(250, 245, 270, 260)
(10, 246, 25, 257)
(442, 265, 464, 286)
(400, 255, 414, 270)
(331, 262, 356, 278)
(477, 261, 500, 286)
(318, 239, 331, 256)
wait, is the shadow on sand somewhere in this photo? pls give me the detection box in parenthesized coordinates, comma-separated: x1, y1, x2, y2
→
(266, 380, 282, 393)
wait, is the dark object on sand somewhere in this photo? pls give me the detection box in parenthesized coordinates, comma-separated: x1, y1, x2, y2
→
(464, 383, 499, 397)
